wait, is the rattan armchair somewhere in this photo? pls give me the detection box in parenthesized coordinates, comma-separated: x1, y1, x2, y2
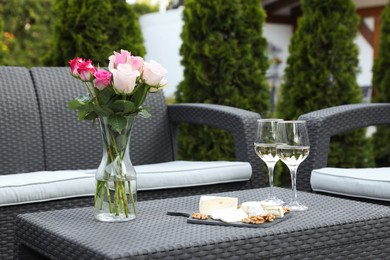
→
(297, 103, 390, 192)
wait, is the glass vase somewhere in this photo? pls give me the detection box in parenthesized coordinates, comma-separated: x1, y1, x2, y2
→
(94, 115, 137, 222)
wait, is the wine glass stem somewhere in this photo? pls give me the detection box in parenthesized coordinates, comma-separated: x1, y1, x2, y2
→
(267, 165, 275, 198)
(289, 166, 298, 202)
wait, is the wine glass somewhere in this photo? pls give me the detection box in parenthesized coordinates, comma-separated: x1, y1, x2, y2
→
(276, 121, 310, 211)
(254, 119, 284, 205)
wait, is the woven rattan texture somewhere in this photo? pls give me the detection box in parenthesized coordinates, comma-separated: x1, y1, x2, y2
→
(130, 90, 174, 165)
(2, 67, 266, 259)
(15, 187, 390, 259)
(298, 103, 390, 192)
(31, 67, 175, 169)
(31, 67, 102, 170)
(0, 197, 92, 260)
(0, 67, 45, 175)
(168, 104, 264, 189)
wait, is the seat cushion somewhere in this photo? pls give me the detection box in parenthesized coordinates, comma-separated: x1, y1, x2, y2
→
(136, 161, 252, 191)
(0, 161, 251, 207)
(311, 167, 390, 201)
(0, 170, 96, 207)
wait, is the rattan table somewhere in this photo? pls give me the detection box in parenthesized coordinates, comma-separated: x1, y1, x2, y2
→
(14, 187, 390, 259)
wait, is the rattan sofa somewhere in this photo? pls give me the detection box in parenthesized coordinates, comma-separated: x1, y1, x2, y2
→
(297, 103, 390, 197)
(0, 66, 265, 259)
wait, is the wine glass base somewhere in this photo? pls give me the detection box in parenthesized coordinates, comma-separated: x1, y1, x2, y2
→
(286, 201, 308, 211)
(261, 197, 285, 206)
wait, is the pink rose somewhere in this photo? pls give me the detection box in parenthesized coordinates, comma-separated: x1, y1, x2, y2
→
(69, 57, 83, 75)
(142, 60, 167, 86)
(77, 59, 96, 81)
(111, 63, 140, 94)
(94, 69, 112, 90)
(108, 49, 131, 70)
(129, 56, 144, 72)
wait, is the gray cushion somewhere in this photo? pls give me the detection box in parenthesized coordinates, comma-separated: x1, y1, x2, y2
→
(0, 161, 251, 207)
(136, 161, 252, 190)
(311, 167, 390, 201)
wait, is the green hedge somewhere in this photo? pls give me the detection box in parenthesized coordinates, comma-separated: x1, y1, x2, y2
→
(0, 18, 4, 64)
(45, 0, 145, 66)
(175, 0, 270, 161)
(372, 2, 390, 166)
(276, 0, 375, 185)
(0, 0, 53, 67)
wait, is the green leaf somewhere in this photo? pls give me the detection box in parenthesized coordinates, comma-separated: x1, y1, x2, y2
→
(97, 87, 114, 105)
(68, 94, 91, 110)
(130, 83, 149, 109)
(108, 115, 127, 133)
(68, 99, 83, 110)
(138, 108, 151, 119)
(84, 112, 98, 121)
(78, 103, 94, 112)
(93, 105, 113, 117)
(111, 100, 136, 114)
(78, 110, 88, 121)
(115, 134, 128, 152)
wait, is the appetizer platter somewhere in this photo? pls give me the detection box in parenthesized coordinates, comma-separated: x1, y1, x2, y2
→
(167, 195, 291, 228)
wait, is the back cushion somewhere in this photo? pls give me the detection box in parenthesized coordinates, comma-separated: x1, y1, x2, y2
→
(31, 67, 174, 171)
(0, 67, 45, 175)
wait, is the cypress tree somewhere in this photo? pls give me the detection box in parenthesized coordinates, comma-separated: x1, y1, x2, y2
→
(0, 18, 4, 64)
(106, 0, 145, 57)
(45, 0, 145, 66)
(176, 0, 270, 161)
(276, 0, 374, 175)
(372, 2, 390, 166)
(0, 0, 54, 67)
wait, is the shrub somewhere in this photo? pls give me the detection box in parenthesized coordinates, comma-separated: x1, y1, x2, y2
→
(372, 2, 390, 166)
(276, 0, 375, 185)
(0, 18, 4, 64)
(45, 0, 145, 66)
(0, 0, 53, 67)
(175, 0, 270, 161)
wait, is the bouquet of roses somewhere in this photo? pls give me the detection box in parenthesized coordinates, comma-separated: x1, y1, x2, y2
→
(67, 50, 167, 221)
(68, 49, 167, 126)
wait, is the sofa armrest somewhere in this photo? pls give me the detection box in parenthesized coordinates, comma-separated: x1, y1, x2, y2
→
(297, 103, 390, 192)
(167, 103, 264, 188)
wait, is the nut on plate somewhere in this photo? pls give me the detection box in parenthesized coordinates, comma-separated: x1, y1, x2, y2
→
(242, 214, 276, 224)
(192, 213, 209, 220)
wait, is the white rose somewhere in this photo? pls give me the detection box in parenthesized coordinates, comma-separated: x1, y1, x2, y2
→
(142, 60, 168, 86)
(111, 63, 140, 94)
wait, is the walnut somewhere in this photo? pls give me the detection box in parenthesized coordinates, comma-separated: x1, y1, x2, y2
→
(192, 213, 209, 220)
(242, 216, 266, 224)
(264, 214, 275, 222)
(242, 217, 251, 223)
(242, 214, 276, 224)
(249, 216, 266, 224)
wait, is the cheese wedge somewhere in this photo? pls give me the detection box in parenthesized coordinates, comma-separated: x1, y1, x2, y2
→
(199, 196, 238, 215)
(240, 201, 266, 217)
(260, 201, 285, 218)
(219, 208, 248, 223)
(210, 208, 248, 223)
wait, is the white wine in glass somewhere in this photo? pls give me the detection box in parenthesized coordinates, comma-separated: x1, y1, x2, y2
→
(254, 119, 284, 205)
(276, 121, 310, 211)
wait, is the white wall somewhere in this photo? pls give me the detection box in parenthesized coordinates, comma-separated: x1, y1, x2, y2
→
(139, 8, 373, 97)
(356, 17, 374, 87)
(139, 8, 184, 97)
(263, 23, 293, 80)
